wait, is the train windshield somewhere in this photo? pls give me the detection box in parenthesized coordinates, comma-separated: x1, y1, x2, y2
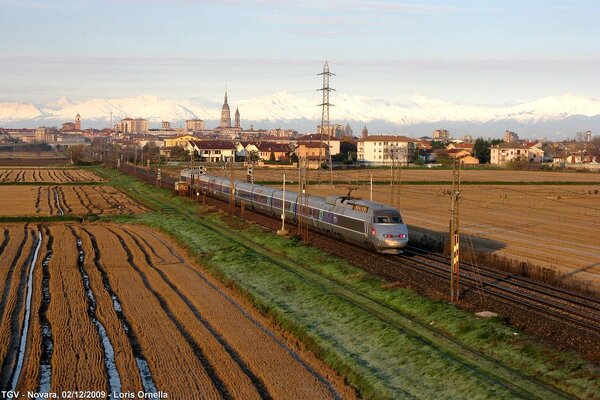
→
(374, 212, 403, 224)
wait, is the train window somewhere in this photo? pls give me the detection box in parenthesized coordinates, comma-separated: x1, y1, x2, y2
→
(237, 190, 251, 199)
(374, 214, 403, 223)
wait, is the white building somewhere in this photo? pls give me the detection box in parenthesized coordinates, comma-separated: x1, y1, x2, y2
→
(490, 142, 544, 165)
(116, 118, 148, 134)
(357, 135, 417, 164)
(235, 142, 259, 159)
(186, 140, 236, 162)
(296, 133, 341, 155)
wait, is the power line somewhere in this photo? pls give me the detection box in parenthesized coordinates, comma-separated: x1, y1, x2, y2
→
(317, 61, 335, 185)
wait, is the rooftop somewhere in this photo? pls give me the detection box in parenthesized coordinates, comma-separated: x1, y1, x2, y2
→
(358, 135, 417, 143)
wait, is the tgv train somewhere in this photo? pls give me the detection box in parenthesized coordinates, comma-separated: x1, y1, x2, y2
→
(180, 169, 409, 254)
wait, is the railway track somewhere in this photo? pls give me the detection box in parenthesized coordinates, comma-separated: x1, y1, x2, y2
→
(329, 240, 600, 334)
(403, 246, 600, 328)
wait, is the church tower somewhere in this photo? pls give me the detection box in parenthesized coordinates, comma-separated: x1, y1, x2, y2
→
(75, 113, 81, 130)
(235, 107, 240, 128)
(361, 124, 368, 138)
(220, 91, 231, 128)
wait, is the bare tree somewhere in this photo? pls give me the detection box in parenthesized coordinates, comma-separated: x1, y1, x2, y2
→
(66, 144, 85, 164)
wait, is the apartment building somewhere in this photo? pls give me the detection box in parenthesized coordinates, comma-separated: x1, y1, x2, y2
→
(357, 135, 417, 164)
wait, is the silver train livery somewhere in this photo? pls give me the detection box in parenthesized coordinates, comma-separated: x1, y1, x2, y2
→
(181, 170, 409, 254)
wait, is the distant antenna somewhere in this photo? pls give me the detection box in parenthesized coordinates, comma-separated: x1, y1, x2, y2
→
(318, 61, 335, 184)
(109, 111, 113, 132)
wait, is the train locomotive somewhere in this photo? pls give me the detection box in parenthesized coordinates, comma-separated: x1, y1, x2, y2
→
(180, 169, 409, 254)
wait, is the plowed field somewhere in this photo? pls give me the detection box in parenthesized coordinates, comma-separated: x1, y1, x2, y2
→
(0, 186, 147, 216)
(0, 223, 353, 399)
(0, 168, 103, 183)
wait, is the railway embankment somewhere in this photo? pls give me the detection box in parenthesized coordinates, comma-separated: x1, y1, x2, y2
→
(94, 166, 600, 399)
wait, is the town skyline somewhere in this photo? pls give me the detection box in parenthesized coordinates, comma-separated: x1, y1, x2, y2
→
(2, 90, 600, 139)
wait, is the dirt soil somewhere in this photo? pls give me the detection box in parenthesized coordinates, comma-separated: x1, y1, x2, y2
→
(0, 223, 354, 399)
(0, 185, 147, 216)
(0, 168, 103, 183)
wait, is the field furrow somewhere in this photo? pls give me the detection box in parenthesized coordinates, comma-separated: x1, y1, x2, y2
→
(0, 228, 37, 389)
(34, 226, 54, 392)
(78, 227, 151, 393)
(58, 187, 73, 214)
(129, 225, 344, 400)
(2, 171, 14, 182)
(0, 226, 27, 296)
(0, 222, 355, 399)
(45, 187, 53, 215)
(0, 169, 104, 183)
(0, 228, 10, 257)
(116, 226, 266, 400)
(10, 230, 43, 390)
(68, 227, 121, 394)
(46, 225, 107, 392)
(93, 225, 222, 399)
(0, 186, 146, 217)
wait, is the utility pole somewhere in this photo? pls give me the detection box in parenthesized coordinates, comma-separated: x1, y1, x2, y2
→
(317, 61, 335, 185)
(370, 173, 373, 201)
(277, 173, 288, 236)
(389, 147, 398, 208)
(229, 156, 235, 215)
(297, 158, 309, 242)
(450, 160, 462, 302)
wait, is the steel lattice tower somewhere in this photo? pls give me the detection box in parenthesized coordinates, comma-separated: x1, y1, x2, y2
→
(318, 61, 335, 184)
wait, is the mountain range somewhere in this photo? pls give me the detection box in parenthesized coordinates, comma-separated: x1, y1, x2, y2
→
(1, 93, 599, 139)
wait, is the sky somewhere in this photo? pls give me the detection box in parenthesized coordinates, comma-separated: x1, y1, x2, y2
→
(1, 0, 599, 106)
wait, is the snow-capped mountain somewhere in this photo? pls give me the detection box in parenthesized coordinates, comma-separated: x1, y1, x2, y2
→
(1, 93, 600, 138)
(0, 102, 43, 121)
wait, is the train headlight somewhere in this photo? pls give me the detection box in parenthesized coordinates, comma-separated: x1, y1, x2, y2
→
(371, 228, 377, 236)
(398, 234, 407, 239)
(383, 234, 394, 238)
